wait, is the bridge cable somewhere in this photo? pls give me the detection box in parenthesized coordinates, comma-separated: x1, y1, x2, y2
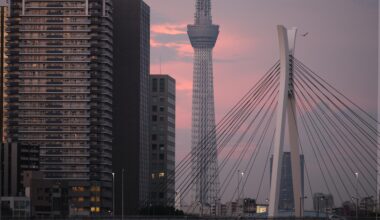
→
(294, 80, 374, 196)
(294, 71, 377, 186)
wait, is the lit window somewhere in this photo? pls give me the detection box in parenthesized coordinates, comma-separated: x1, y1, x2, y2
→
(159, 172, 165, 178)
(95, 207, 100, 212)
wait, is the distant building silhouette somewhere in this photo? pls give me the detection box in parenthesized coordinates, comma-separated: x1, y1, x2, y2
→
(113, 0, 150, 215)
(313, 193, 334, 212)
(270, 152, 304, 210)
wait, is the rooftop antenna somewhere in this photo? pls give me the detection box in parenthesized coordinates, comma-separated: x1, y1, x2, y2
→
(159, 55, 162, 75)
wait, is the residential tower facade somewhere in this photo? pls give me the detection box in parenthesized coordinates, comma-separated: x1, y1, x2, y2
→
(5, 0, 113, 216)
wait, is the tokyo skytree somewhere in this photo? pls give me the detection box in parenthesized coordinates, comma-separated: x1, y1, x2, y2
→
(188, 0, 219, 206)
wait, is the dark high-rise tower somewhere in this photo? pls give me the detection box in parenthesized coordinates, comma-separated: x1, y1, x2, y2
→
(149, 75, 176, 206)
(5, 0, 113, 216)
(113, 0, 150, 215)
(188, 0, 219, 206)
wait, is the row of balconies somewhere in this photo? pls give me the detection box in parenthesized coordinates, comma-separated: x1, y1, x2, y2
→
(21, 137, 90, 142)
(18, 67, 91, 71)
(18, 106, 90, 110)
(19, 43, 91, 47)
(19, 129, 90, 134)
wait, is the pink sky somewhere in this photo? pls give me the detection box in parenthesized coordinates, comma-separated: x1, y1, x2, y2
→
(144, 0, 378, 205)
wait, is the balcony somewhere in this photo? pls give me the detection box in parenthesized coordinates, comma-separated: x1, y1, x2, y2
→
(46, 89, 63, 93)
(46, 65, 63, 70)
(47, 3, 64, 7)
(47, 11, 63, 15)
(46, 57, 64, 61)
(47, 19, 63, 23)
(46, 34, 63, 38)
(47, 50, 63, 54)
(46, 42, 63, 46)
(47, 73, 63, 77)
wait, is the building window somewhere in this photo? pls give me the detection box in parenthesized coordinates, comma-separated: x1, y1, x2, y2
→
(159, 154, 164, 160)
(159, 172, 165, 178)
(152, 79, 158, 92)
(152, 135, 157, 141)
(159, 79, 165, 92)
(159, 144, 164, 151)
(152, 115, 157, 121)
(159, 192, 164, 198)
(152, 144, 157, 150)
(152, 105, 157, 112)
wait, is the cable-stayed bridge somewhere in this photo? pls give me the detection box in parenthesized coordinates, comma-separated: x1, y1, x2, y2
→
(146, 25, 378, 219)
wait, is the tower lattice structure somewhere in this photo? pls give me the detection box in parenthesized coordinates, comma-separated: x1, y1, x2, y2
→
(188, 0, 219, 206)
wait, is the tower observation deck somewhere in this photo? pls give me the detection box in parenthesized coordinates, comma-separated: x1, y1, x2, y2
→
(188, 0, 220, 207)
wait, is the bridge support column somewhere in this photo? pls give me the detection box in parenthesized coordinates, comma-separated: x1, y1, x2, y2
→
(268, 25, 303, 217)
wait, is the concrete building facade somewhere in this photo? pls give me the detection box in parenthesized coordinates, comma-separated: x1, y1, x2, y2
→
(149, 75, 175, 206)
(5, 0, 113, 216)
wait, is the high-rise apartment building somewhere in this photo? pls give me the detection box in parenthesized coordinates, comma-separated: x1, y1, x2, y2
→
(5, 0, 113, 216)
(149, 75, 175, 206)
(270, 152, 304, 210)
(0, 0, 8, 141)
(113, 0, 150, 214)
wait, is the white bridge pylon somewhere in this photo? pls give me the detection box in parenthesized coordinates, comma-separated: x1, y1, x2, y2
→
(268, 25, 303, 217)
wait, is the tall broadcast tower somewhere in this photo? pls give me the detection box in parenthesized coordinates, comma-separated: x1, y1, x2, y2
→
(188, 0, 219, 206)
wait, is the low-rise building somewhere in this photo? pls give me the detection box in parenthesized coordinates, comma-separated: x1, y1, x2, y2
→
(313, 193, 334, 213)
(1, 196, 31, 218)
(1, 143, 39, 197)
(23, 171, 69, 218)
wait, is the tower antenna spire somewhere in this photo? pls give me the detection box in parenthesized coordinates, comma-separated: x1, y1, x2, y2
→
(188, 0, 220, 213)
(195, 0, 212, 24)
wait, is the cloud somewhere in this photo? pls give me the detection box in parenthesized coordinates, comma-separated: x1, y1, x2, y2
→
(151, 38, 193, 59)
(152, 23, 187, 35)
(150, 23, 194, 60)
(177, 80, 193, 92)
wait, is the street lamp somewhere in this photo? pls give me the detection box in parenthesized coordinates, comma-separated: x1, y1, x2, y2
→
(198, 201, 203, 217)
(375, 198, 378, 220)
(354, 172, 359, 220)
(351, 196, 359, 220)
(237, 170, 240, 202)
(240, 171, 245, 199)
(112, 172, 115, 217)
(299, 196, 307, 217)
(122, 169, 125, 220)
